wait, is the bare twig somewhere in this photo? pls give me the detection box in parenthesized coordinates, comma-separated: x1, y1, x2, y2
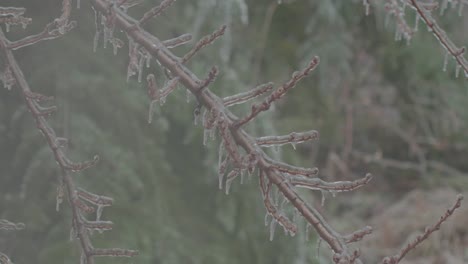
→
(234, 57, 320, 128)
(181, 25, 227, 64)
(381, 195, 464, 264)
(138, 0, 176, 26)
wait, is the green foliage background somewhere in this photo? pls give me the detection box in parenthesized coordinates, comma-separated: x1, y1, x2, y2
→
(0, 0, 467, 263)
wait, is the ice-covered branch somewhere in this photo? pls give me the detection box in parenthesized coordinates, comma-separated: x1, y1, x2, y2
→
(8, 19, 76, 50)
(86, 0, 464, 263)
(0, 7, 25, 17)
(162, 33, 192, 49)
(0, 220, 23, 263)
(234, 57, 320, 128)
(378, 0, 468, 78)
(384, 0, 414, 42)
(0, 3, 137, 263)
(343, 226, 373, 244)
(381, 194, 464, 264)
(409, 0, 468, 78)
(223, 82, 274, 107)
(0, 219, 24, 264)
(0, 6, 31, 31)
(0, 219, 25, 231)
(259, 170, 298, 239)
(255, 130, 319, 148)
(181, 25, 227, 64)
(87, 1, 363, 261)
(288, 173, 373, 192)
(264, 156, 319, 177)
(138, 0, 176, 27)
(197, 66, 219, 92)
(0, 253, 13, 264)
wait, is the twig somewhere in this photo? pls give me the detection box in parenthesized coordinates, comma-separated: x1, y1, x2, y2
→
(382, 195, 464, 264)
(409, 0, 468, 77)
(181, 25, 227, 64)
(138, 0, 176, 26)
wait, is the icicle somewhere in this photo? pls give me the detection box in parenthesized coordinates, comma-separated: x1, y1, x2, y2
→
(137, 54, 145, 83)
(146, 54, 151, 68)
(321, 190, 326, 207)
(70, 227, 76, 241)
(203, 129, 210, 145)
(109, 37, 124, 55)
(247, 167, 254, 181)
(96, 205, 104, 221)
(102, 16, 109, 48)
(274, 186, 280, 206)
(240, 170, 245, 184)
(218, 170, 224, 190)
(127, 38, 139, 81)
(305, 223, 311, 241)
(265, 213, 270, 226)
(77, 0, 81, 9)
(6, 23, 10, 32)
(93, 8, 101, 52)
(316, 238, 322, 261)
(186, 89, 192, 103)
(459, 1, 465, 16)
(414, 14, 420, 31)
(159, 95, 166, 106)
(394, 28, 401, 41)
(1, 67, 15, 90)
(440, 0, 448, 15)
(193, 106, 201, 125)
(280, 195, 288, 210)
(225, 176, 233, 195)
(455, 64, 461, 78)
(269, 219, 277, 241)
(80, 252, 86, 264)
(443, 52, 449, 72)
(218, 144, 225, 189)
(113, 42, 118, 55)
(218, 144, 225, 170)
(148, 101, 157, 124)
(292, 209, 299, 226)
(362, 0, 370, 16)
(291, 142, 296, 150)
(209, 127, 216, 140)
(56, 184, 64, 212)
(331, 191, 337, 198)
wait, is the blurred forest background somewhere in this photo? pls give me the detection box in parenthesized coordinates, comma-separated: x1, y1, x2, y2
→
(1, 0, 467, 263)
